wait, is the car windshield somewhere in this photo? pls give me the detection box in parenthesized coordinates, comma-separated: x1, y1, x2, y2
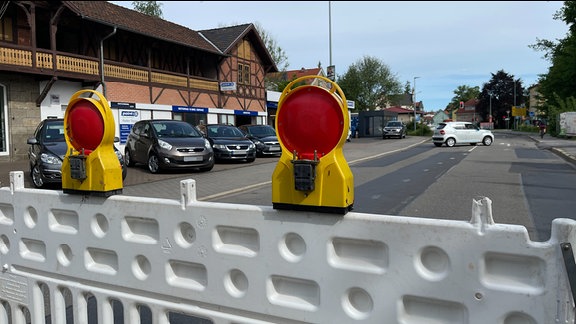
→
(248, 125, 276, 137)
(43, 122, 65, 142)
(152, 121, 202, 138)
(387, 122, 402, 127)
(207, 126, 245, 138)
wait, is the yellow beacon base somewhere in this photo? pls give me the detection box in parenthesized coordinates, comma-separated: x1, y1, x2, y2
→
(272, 76, 354, 214)
(62, 90, 123, 197)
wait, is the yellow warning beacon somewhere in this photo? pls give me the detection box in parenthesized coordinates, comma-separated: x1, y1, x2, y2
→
(62, 89, 123, 196)
(272, 75, 354, 214)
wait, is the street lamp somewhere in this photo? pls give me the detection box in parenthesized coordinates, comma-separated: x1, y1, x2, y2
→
(413, 76, 420, 131)
(489, 93, 493, 129)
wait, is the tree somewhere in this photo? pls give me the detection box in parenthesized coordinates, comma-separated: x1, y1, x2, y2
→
(530, 1, 576, 130)
(252, 22, 290, 91)
(476, 70, 523, 129)
(446, 85, 480, 112)
(132, 1, 163, 18)
(254, 23, 288, 72)
(337, 56, 402, 112)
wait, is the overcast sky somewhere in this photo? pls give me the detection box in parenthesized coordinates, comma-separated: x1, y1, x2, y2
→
(112, 1, 567, 111)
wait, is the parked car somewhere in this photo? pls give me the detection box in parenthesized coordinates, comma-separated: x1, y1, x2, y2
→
(27, 118, 127, 188)
(237, 124, 281, 157)
(432, 121, 494, 147)
(383, 121, 407, 139)
(204, 124, 256, 162)
(124, 119, 214, 174)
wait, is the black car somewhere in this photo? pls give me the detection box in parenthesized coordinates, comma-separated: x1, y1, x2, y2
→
(237, 124, 281, 157)
(26, 118, 127, 188)
(204, 124, 256, 162)
(383, 121, 407, 139)
(124, 119, 215, 174)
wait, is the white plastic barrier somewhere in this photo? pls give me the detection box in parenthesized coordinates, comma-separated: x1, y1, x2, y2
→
(0, 171, 573, 324)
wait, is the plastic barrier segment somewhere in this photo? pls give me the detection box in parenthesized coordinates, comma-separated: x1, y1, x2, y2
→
(0, 171, 573, 323)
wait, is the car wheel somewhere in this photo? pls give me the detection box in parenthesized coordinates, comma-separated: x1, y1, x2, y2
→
(434, 143, 442, 147)
(246, 157, 256, 163)
(482, 136, 493, 146)
(31, 164, 45, 188)
(147, 154, 161, 174)
(446, 138, 456, 147)
(125, 149, 135, 167)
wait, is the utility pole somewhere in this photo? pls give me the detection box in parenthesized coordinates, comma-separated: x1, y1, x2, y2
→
(329, 1, 332, 66)
(413, 76, 420, 131)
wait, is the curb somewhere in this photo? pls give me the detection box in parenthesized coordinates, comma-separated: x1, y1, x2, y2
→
(550, 147, 576, 167)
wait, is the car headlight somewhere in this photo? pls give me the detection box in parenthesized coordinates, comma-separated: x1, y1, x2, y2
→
(249, 143, 255, 149)
(253, 140, 264, 148)
(213, 144, 226, 149)
(158, 139, 172, 150)
(40, 152, 61, 165)
(204, 138, 212, 150)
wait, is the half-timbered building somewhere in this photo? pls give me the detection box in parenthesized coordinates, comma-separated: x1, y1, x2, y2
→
(0, 1, 277, 161)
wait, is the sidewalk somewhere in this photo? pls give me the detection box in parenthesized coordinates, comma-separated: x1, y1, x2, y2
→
(495, 130, 576, 166)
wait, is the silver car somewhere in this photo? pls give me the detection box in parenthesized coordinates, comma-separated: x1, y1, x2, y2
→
(432, 121, 494, 147)
(383, 121, 407, 139)
(124, 120, 214, 173)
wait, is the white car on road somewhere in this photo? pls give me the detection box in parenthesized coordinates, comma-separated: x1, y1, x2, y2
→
(432, 121, 494, 147)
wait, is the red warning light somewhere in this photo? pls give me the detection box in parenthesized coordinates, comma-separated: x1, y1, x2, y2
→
(66, 100, 104, 154)
(277, 86, 343, 160)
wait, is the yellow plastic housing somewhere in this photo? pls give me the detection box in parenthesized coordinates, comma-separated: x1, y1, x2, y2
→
(62, 90, 123, 196)
(272, 76, 354, 214)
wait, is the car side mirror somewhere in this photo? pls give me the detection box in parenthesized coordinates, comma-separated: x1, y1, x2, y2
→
(114, 136, 120, 143)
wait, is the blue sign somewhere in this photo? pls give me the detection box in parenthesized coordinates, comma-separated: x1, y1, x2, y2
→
(172, 106, 208, 113)
(121, 110, 139, 117)
(234, 110, 257, 116)
(267, 101, 278, 109)
(119, 124, 133, 144)
(111, 102, 135, 109)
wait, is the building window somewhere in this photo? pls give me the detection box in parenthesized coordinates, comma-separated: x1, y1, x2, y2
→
(218, 114, 235, 125)
(244, 65, 250, 85)
(238, 63, 251, 85)
(0, 17, 13, 42)
(238, 63, 243, 84)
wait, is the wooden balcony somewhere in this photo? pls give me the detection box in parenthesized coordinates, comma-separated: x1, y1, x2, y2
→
(0, 46, 219, 92)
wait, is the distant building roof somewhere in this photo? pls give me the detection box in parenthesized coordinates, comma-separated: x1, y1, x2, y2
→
(384, 106, 418, 114)
(64, 1, 220, 54)
(63, 2, 277, 73)
(269, 67, 325, 84)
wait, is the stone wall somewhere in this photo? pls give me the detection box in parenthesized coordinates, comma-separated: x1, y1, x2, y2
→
(0, 72, 41, 162)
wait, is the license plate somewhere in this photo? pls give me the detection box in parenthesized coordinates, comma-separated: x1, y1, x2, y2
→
(184, 156, 202, 162)
(269, 147, 280, 151)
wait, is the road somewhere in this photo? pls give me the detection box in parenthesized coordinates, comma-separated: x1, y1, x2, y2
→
(170, 133, 576, 242)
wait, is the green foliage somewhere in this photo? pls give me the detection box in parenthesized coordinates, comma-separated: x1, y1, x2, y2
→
(337, 56, 402, 112)
(446, 85, 480, 111)
(530, 1, 576, 126)
(517, 124, 539, 133)
(131, 1, 163, 18)
(254, 22, 288, 72)
(407, 122, 433, 137)
(476, 70, 523, 128)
